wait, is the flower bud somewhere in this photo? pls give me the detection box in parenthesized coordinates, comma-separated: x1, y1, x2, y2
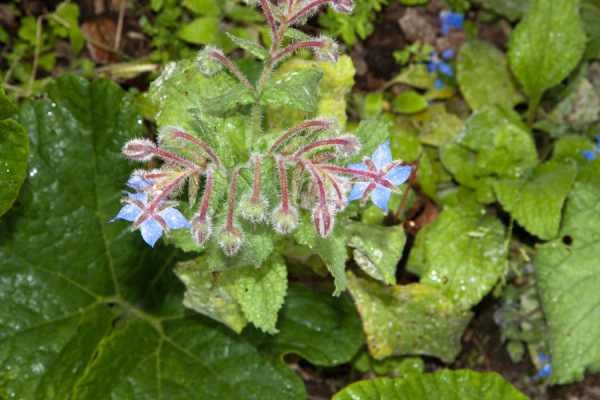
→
(122, 139, 156, 161)
(337, 134, 361, 157)
(196, 46, 225, 76)
(331, 0, 354, 14)
(190, 215, 212, 245)
(218, 226, 243, 256)
(313, 204, 334, 237)
(240, 193, 269, 222)
(272, 204, 298, 234)
(314, 35, 339, 64)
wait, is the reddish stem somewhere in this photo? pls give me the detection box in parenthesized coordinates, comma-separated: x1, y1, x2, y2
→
(145, 172, 177, 180)
(259, 0, 278, 40)
(199, 167, 214, 220)
(251, 155, 262, 202)
(294, 138, 348, 158)
(150, 148, 197, 170)
(306, 163, 327, 205)
(268, 120, 329, 155)
(326, 174, 343, 203)
(271, 41, 325, 63)
(277, 157, 290, 212)
(149, 171, 191, 212)
(208, 51, 257, 99)
(288, 0, 329, 25)
(318, 165, 379, 180)
(171, 130, 222, 168)
(226, 168, 240, 231)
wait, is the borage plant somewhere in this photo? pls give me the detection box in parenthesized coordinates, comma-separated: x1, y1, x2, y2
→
(112, 0, 412, 332)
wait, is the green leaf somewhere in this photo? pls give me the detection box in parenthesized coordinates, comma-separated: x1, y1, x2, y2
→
(582, 0, 600, 60)
(226, 32, 269, 60)
(472, 0, 533, 21)
(345, 222, 406, 285)
(347, 118, 391, 163)
(250, 283, 364, 366)
(0, 76, 306, 399)
(230, 254, 287, 333)
(261, 67, 323, 112)
(552, 134, 595, 165)
(333, 370, 530, 400)
(202, 82, 256, 113)
(508, 0, 586, 106)
(347, 273, 472, 361)
(457, 41, 519, 111)
(418, 113, 463, 146)
(418, 204, 508, 309)
(494, 162, 577, 240)
(293, 211, 348, 296)
(184, 0, 222, 15)
(179, 17, 220, 45)
(175, 256, 248, 333)
(440, 106, 538, 204)
(0, 85, 28, 217)
(71, 318, 303, 399)
(392, 91, 428, 114)
(535, 161, 600, 383)
(390, 64, 435, 89)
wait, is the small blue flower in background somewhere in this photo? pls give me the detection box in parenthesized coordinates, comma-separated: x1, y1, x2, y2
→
(347, 140, 412, 212)
(110, 176, 190, 247)
(533, 352, 552, 379)
(579, 135, 600, 162)
(439, 11, 464, 35)
(428, 49, 455, 88)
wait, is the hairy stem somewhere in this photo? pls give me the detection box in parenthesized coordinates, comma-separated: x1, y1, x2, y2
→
(318, 165, 380, 180)
(294, 138, 348, 158)
(150, 148, 198, 170)
(209, 51, 257, 100)
(268, 120, 330, 155)
(149, 171, 191, 212)
(251, 155, 262, 202)
(199, 167, 214, 220)
(226, 168, 241, 231)
(288, 0, 329, 25)
(277, 157, 290, 211)
(271, 41, 325, 63)
(306, 162, 327, 205)
(171, 130, 222, 168)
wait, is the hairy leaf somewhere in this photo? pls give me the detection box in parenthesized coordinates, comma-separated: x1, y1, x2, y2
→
(535, 161, 600, 383)
(261, 68, 323, 112)
(494, 162, 577, 240)
(347, 273, 472, 362)
(508, 0, 586, 106)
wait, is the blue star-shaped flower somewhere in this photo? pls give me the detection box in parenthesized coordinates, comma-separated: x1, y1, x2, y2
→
(427, 49, 455, 88)
(439, 11, 464, 35)
(579, 135, 600, 162)
(346, 140, 412, 212)
(109, 191, 191, 247)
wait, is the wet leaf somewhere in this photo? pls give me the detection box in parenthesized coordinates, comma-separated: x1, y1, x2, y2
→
(261, 68, 323, 112)
(508, 0, 586, 107)
(0, 76, 306, 399)
(535, 161, 600, 383)
(333, 370, 530, 399)
(440, 106, 537, 204)
(345, 222, 406, 285)
(0, 84, 28, 217)
(494, 162, 577, 240)
(457, 41, 519, 111)
(418, 204, 508, 310)
(347, 273, 472, 362)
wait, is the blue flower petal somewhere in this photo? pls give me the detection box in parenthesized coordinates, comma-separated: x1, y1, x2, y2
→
(109, 203, 142, 223)
(533, 364, 552, 379)
(441, 11, 464, 30)
(385, 165, 412, 186)
(121, 191, 148, 203)
(370, 185, 392, 212)
(140, 219, 164, 247)
(440, 22, 450, 35)
(438, 61, 454, 77)
(126, 175, 152, 191)
(427, 61, 438, 73)
(434, 78, 445, 89)
(596, 135, 600, 152)
(371, 140, 392, 169)
(441, 49, 455, 59)
(347, 182, 370, 203)
(539, 353, 548, 362)
(580, 150, 596, 162)
(348, 161, 369, 174)
(160, 208, 191, 229)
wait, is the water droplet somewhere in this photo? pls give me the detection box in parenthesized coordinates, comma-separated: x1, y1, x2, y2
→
(29, 168, 38, 177)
